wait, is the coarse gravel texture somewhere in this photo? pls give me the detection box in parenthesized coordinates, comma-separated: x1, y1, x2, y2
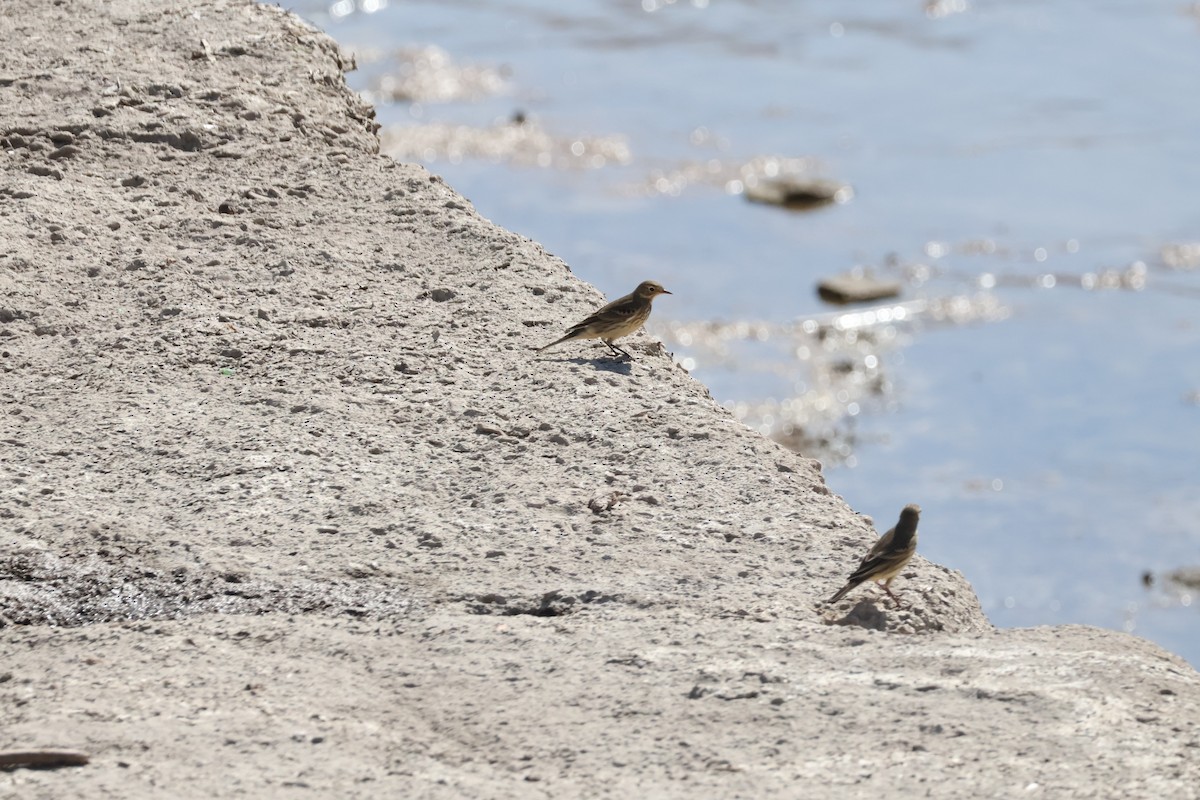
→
(2, 1, 1198, 798)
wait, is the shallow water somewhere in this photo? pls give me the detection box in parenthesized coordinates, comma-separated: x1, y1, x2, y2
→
(286, 0, 1200, 665)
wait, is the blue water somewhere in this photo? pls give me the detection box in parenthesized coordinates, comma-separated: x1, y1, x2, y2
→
(286, 0, 1200, 664)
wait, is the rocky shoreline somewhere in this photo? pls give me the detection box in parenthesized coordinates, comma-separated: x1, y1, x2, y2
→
(2, 1, 1197, 796)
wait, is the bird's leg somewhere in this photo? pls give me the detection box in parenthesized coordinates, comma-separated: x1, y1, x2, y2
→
(881, 578, 905, 608)
(603, 339, 633, 360)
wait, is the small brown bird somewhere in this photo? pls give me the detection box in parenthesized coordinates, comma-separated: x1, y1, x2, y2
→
(538, 280, 672, 359)
(827, 504, 921, 607)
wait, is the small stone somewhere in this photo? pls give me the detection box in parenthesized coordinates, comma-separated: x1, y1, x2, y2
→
(48, 144, 82, 160)
(26, 164, 64, 179)
(588, 492, 624, 515)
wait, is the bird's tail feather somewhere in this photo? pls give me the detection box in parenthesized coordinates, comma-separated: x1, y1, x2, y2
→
(538, 328, 587, 352)
(826, 580, 859, 605)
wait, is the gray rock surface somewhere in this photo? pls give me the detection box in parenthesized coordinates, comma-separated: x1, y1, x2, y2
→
(1, 1, 1197, 797)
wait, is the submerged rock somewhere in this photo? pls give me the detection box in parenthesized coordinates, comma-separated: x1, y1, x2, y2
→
(744, 176, 853, 210)
(817, 270, 903, 304)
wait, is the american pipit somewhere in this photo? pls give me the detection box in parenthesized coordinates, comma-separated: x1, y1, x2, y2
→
(538, 280, 672, 359)
(827, 503, 920, 607)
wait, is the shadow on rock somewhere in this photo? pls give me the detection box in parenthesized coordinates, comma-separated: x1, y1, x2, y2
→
(828, 598, 890, 630)
(554, 355, 633, 375)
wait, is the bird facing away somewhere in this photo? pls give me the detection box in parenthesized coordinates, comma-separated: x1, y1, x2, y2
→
(538, 280, 672, 360)
(827, 504, 921, 607)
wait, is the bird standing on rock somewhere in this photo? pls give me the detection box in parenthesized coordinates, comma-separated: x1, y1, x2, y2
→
(538, 280, 671, 360)
(827, 504, 921, 607)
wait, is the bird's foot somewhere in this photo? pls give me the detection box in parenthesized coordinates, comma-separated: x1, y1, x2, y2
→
(883, 587, 906, 609)
(602, 341, 634, 360)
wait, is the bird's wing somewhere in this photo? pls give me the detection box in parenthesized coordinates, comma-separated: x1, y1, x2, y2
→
(568, 293, 639, 331)
(860, 526, 895, 563)
(840, 526, 900, 584)
(846, 550, 897, 584)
